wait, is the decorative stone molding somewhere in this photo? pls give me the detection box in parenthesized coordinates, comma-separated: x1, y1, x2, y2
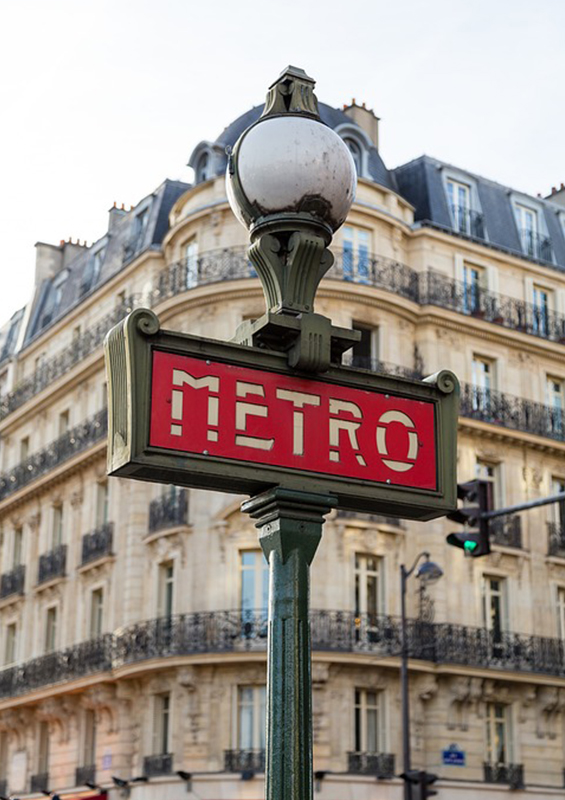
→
(37, 696, 77, 744)
(0, 707, 33, 749)
(81, 683, 119, 734)
(312, 663, 330, 685)
(534, 686, 565, 739)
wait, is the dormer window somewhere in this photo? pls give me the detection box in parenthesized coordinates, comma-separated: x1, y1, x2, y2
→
(446, 178, 485, 239)
(513, 202, 552, 261)
(195, 152, 209, 184)
(343, 138, 362, 176)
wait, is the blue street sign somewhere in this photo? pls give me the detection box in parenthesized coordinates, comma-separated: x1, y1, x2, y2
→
(442, 744, 466, 766)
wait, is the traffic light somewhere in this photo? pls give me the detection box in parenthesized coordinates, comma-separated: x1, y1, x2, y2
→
(400, 770, 439, 799)
(446, 479, 492, 557)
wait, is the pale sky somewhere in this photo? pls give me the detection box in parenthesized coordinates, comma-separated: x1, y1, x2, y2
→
(0, 0, 563, 327)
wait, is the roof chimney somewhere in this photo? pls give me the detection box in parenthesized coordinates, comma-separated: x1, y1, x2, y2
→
(544, 184, 565, 208)
(342, 99, 380, 149)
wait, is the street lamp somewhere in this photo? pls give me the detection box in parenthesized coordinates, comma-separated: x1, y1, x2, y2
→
(400, 552, 443, 800)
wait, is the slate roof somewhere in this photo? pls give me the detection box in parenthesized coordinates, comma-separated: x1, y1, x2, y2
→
(206, 102, 397, 193)
(0, 307, 25, 366)
(23, 179, 189, 346)
(393, 156, 565, 271)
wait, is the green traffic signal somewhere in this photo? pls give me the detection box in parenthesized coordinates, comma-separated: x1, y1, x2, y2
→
(464, 540, 478, 553)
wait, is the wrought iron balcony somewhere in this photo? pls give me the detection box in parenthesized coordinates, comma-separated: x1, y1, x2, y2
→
(0, 298, 135, 421)
(0, 408, 108, 503)
(519, 228, 553, 262)
(345, 355, 423, 381)
(224, 749, 265, 773)
(0, 564, 25, 598)
(148, 489, 189, 534)
(38, 544, 67, 584)
(81, 522, 114, 565)
(548, 522, 565, 557)
(490, 515, 522, 549)
(75, 764, 95, 786)
(336, 509, 403, 528)
(30, 773, 49, 793)
(143, 753, 173, 777)
(459, 383, 565, 442)
(449, 204, 486, 239)
(483, 763, 524, 789)
(347, 751, 395, 779)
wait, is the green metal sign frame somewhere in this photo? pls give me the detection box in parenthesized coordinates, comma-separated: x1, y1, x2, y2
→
(105, 308, 459, 520)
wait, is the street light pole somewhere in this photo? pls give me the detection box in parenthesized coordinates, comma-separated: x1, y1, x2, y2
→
(400, 553, 443, 800)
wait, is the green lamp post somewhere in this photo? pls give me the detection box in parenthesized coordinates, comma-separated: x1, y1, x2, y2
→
(226, 66, 358, 800)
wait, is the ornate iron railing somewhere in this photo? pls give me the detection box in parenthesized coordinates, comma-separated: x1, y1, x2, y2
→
(81, 522, 114, 565)
(548, 522, 565, 557)
(143, 753, 173, 777)
(344, 355, 423, 381)
(459, 383, 565, 441)
(38, 544, 67, 584)
(75, 764, 95, 786)
(2, 611, 565, 701)
(0, 408, 107, 503)
(224, 749, 265, 773)
(30, 773, 49, 793)
(490, 515, 522, 549)
(483, 763, 524, 788)
(0, 298, 135, 421)
(449, 204, 485, 239)
(335, 509, 403, 528)
(0, 564, 25, 598)
(148, 489, 189, 534)
(347, 752, 395, 779)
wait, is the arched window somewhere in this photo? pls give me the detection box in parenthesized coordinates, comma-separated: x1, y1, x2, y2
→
(195, 152, 209, 184)
(343, 138, 362, 176)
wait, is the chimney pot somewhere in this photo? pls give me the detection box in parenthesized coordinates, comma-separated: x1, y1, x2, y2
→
(121, 203, 125, 211)
(552, 186, 557, 194)
(561, 183, 565, 190)
(59, 239, 65, 247)
(113, 201, 117, 208)
(352, 98, 356, 105)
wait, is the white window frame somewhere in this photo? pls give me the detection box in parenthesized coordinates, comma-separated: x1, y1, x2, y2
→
(44, 605, 58, 654)
(235, 685, 266, 750)
(90, 587, 104, 638)
(152, 693, 171, 755)
(51, 504, 64, 549)
(485, 702, 512, 765)
(476, 458, 502, 509)
(157, 561, 174, 618)
(185, 238, 199, 289)
(240, 550, 268, 619)
(4, 621, 17, 666)
(354, 554, 384, 617)
(342, 225, 371, 282)
(482, 575, 508, 638)
(354, 688, 384, 754)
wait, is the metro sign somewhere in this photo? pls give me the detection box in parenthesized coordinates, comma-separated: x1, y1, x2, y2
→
(105, 310, 459, 519)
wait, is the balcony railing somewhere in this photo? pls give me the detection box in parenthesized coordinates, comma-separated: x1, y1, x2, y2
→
(0, 298, 135, 421)
(30, 773, 49, 793)
(449, 204, 486, 239)
(2, 610, 565, 700)
(548, 522, 565, 557)
(143, 753, 173, 777)
(345, 355, 423, 381)
(484, 763, 524, 789)
(519, 228, 553, 262)
(0, 564, 25, 598)
(347, 751, 395, 779)
(459, 383, 565, 442)
(148, 489, 189, 534)
(81, 522, 114, 565)
(224, 749, 265, 773)
(75, 764, 95, 786)
(0, 408, 108, 503)
(490, 515, 522, 549)
(38, 544, 67, 584)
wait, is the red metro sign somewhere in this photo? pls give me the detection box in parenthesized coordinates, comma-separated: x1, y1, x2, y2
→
(150, 351, 437, 491)
(105, 309, 459, 520)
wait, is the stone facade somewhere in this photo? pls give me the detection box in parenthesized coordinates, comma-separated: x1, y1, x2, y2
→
(0, 99, 565, 799)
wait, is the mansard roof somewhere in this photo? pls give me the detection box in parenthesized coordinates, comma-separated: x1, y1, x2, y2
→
(393, 155, 565, 271)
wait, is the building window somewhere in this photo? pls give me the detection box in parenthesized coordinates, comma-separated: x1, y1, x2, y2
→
(45, 607, 58, 653)
(354, 689, 383, 753)
(476, 458, 500, 508)
(185, 239, 199, 289)
(158, 562, 174, 618)
(351, 324, 378, 369)
(240, 551, 268, 620)
(4, 622, 17, 666)
(96, 481, 109, 527)
(556, 587, 565, 640)
(58, 409, 70, 437)
(471, 356, 494, 413)
(551, 477, 565, 529)
(133, 209, 149, 248)
(195, 152, 209, 183)
(237, 686, 266, 750)
(342, 226, 371, 282)
(52, 505, 64, 549)
(90, 588, 104, 638)
(37, 720, 50, 775)
(485, 703, 511, 765)
(13, 526, 23, 568)
(0, 730, 7, 785)
(343, 138, 362, 176)
(547, 377, 564, 434)
(532, 285, 551, 336)
(355, 554, 383, 619)
(514, 204, 538, 257)
(153, 693, 171, 755)
(462, 264, 486, 314)
(447, 179, 471, 233)
(82, 709, 96, 767)
(482, 576, 507, 642)
(20, 436, 29, 461)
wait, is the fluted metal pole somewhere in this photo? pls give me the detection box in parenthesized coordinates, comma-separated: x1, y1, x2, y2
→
(243, 488, 336, 800)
